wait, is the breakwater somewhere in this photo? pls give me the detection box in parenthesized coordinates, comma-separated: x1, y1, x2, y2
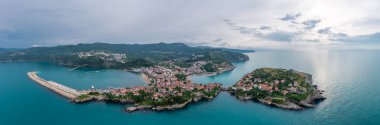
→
(27, 72, 82, 99)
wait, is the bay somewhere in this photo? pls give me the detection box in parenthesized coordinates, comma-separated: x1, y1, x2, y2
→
(1, 51, 379, 125)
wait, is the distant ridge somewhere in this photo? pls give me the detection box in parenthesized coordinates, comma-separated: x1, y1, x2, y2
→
(0, 42, 250, 70)
(196, 46, 255, 53)
(0, 48, 23, 53)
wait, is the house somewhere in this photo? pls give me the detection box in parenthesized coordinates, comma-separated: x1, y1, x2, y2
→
(281, 90, 288, 95)
(253, 84, 258, 88)
(288, 87, 297, 93)
(293, 81, 299, 86)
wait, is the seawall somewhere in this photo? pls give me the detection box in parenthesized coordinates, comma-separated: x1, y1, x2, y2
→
(27, 72, 80, 99)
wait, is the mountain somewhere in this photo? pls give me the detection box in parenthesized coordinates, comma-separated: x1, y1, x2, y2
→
(0, 43, 249, 69)
(0, 48, 23, 53)
(196, 46, 255, 53)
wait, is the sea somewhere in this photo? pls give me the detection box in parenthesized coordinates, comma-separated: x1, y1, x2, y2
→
(0, 51, 379, 125)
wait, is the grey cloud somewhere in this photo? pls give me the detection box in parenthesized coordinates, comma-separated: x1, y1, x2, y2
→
(302, 19, 321, 30)
(333, 33, 348, 37)
(261, 31, 296, 42)
(1, 0, 265, 48)
(234, 27, 258, 35)
(1, 0, 380, 50)
(302, 39, 320, 42)
(338, 32, 380, 43)
(280, 13, 302, 22)
(223, 19, 236, 27)
(318, 27, 348, 38)
(318, 27, 332, 34)
(213, 38, 223, 43)
(280, 13, 322, 30)
(260, 26, 272, 30)
(219, 42, 228, 46)
(225, 19, 297, 42)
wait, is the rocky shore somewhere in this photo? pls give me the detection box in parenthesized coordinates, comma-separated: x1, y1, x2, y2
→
(125, 89, 221, 113)
(69, 86, 222, 113)
(71, 96, 99, 103)
(231, 89, 326, 110)
(126, 100, 192, 112)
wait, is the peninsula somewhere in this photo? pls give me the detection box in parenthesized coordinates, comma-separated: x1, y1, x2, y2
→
(28, 65, 223, 112)
(229, 68, 326, 110)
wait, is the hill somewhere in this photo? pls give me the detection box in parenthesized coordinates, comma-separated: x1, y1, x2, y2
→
(0, 48, 23, 53)
(230, 68, 325, 110)
(196, 46, 255, 53)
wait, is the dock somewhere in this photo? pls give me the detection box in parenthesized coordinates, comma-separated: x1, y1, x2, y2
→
(27, 72, 82, 99)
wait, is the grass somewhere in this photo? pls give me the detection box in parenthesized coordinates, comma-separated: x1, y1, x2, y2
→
(78, 94, 90, 100)
(271, 98, 285, 104)
(287, 92, 310, 102)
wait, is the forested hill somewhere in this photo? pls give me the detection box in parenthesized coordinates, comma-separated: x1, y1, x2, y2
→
(0, 43, 250, 69)
(0, 48, 23, 53)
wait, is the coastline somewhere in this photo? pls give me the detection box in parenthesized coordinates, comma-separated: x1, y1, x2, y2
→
(125, 89, 221, 112)
(190, 66, 234, 77)
(230, 91, 325, 110)
(26, 64, 325, 112)
(140, 73, 151, 84)
(60, 66, 224, 113)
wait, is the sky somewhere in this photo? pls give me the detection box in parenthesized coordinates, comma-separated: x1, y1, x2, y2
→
(0, 0, 380, 50)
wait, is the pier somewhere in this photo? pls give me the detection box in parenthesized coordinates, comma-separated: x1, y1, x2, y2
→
(27, 72, 82, 99)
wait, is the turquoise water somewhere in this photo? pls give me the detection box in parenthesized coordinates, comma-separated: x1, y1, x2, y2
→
(1, 51, 379, 125)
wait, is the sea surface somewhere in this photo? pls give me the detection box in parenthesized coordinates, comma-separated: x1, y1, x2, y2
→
(1, 51, 379, 125)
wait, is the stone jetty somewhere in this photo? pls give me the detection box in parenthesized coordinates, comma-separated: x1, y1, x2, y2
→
(27, 72, 82, 99)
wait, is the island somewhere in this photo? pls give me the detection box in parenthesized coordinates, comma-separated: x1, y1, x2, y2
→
(229, 68, 326, 110)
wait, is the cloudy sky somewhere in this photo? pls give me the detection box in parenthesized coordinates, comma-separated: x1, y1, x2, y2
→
(1, 0, 380, 50)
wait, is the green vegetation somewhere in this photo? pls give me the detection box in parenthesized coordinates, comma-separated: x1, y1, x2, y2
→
(141, 90, 193, 106)
(287, 92, 310, 102)
(252, 68, 306, 83)
(234, 88, 268, 99)
(78, 94, 90, 100)
(175, 73, 187, 81)
(203, 86, 221, 97)
(103, 89, 195, 107)
(271, 98, 285, 104)
(248, 89, 269, 99)
(202, 63, 217, 72)
(0, 48, 22, 53)
(104, 93, 118, 100)
(0, 43, 249, 69)
(234, 68, 315, 104)
(88, 92, 100, 96)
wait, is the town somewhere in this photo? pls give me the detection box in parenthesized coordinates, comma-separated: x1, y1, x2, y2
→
(75, 51, 127, 63)
(72, 65, 223, 112)
(229, 68, 325, 110)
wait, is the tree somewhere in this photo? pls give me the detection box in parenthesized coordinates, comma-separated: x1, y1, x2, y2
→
(175, 73, 187, 81)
